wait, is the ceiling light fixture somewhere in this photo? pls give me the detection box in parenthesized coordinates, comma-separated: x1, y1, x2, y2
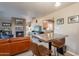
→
(55, 2, 61, 7)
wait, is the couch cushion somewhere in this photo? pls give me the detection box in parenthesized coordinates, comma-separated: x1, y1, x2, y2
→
(0, 43, 11, 56)
(9, 38, 23, 42)
(9, 36, 30, 42)
(0, 39, 9, 44)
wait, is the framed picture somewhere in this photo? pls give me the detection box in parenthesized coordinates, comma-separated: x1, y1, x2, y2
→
(56, 18, 64, 25)
(68, 15, 79, 24)
(16, 19, 24, 25)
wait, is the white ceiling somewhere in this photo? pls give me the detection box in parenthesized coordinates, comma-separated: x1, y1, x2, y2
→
(0, 2, 76, 18)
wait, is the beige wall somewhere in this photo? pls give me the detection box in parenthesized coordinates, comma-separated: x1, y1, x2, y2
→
(38, 3, 79, 55)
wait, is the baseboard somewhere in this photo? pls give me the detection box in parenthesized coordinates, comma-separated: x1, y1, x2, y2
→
(67, 51, 78, 56)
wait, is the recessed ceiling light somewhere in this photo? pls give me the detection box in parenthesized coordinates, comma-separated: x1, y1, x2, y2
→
(55, 2, 61, 7)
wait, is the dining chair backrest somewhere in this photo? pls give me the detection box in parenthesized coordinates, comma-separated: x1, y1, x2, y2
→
(52, 38, 65, 48)
(60, 38, 65, 44)
(30, 42, 40, 56)
(38, 45, 52, 56)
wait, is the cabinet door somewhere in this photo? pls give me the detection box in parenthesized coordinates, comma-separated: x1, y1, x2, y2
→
(43, 21, 48, 29)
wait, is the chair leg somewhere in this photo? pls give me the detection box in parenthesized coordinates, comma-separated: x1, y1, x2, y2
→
(53, 47, 57, 56)
(56, 47, 65, 56)
(32, 54, 34, 56)
(57, 52, 60, 56)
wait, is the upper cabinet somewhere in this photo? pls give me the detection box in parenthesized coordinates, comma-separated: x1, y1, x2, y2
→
(42, 19, 54, 31)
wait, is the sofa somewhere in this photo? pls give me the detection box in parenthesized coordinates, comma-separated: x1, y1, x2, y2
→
(0, 36, 30, 56)
(0, 34, 13, 39)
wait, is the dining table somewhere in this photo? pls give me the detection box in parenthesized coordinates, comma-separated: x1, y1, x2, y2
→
(32, 32, 67, 56)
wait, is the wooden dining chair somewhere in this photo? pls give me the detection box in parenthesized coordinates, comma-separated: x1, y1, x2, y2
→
(38, 45, 53, 56)
(52, 38, 65, 48)
(30, 42, 53, 56)
(30, 42, 40, 56)
(52, 38, 65, 55)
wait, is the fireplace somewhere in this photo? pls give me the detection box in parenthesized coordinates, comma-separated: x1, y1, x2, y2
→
(16, 31, 24, 37)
